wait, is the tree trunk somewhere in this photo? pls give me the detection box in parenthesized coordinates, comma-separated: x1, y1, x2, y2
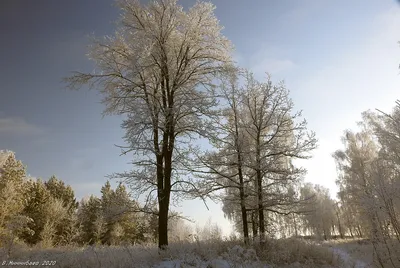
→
(157, 133, 173, 249)
(255, 135, 265, 248)
(349, 226, 354, 238)
(371, 214, 386, 268)
(158, 189, 169, 249)
(233, 95, 249, 245)
(157, 86, 174, 250)
(257, 168, 265, 247)
(251, 211, 258, 240)
(237, 156, 249, 244)
(239, 190, 249, 244)
(336, 211, 344, 239)
(156, 151, 167, 249)
(293, 214, 298, 237)
(356, 225, 363, 238)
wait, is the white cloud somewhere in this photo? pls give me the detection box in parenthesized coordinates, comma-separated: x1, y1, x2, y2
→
(0, 116, 44, 136)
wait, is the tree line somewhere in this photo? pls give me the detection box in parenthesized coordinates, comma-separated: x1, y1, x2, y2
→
(0, 151, 196, 250)
(219, 100, 400, 267)
(332, 103, 400, 267)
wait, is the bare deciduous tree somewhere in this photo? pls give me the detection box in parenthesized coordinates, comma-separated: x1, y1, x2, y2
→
(65, 0, 232, 249)
(194, 71, 317, 245)
(240, 72, 317, 247)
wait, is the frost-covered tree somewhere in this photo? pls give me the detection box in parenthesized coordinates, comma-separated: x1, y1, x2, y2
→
(197, 71, 316, 246)
(193, 66, 252, 244)
(77, 195, 103, 245)
(168, 216, 192, 242)
(0, 151, 29, 244)
(239, 72, 317, 246)
(299, 183, 336, 240)
(45, 175, 78, 214)
(100, 181, 146, 245)
(21, 178, 72, 247)
(364, 105, 400, 240)
(20, 179, 52, 245)
(194, 218, 222, 242)
(333, 110, 400, 267)
(44, 175, 78, 245)
(65, 0, 232, 249)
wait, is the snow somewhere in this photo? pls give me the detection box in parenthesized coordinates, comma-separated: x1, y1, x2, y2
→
(154, 260, 181, 268)
(153, 258, 230, 268)
(331, 247, 369, 268)
(153, 246, 272, 268)
(153, 243, 373, 268)
(209, 258, 231, 268)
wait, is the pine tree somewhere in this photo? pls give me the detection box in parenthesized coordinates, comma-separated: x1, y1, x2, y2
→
(45, 175, 78, 213)
(21, 179, 52, 245)
(44, 175, 78, 245)
(100, 181, 146, 245)
(0, 152, 29, 245)
(100, 181, 114, 245)
(77, 195, 103, 245)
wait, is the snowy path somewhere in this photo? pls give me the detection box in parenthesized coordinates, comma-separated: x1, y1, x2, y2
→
(331, 247, 369, 268)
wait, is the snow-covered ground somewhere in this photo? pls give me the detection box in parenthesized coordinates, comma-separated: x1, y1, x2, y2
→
(330, 247, 369, 268)
(3, 238, 369, 268)
(320, 239, 375, 268)
(154, 245, 271, 268)
(154, 245, 370, 268)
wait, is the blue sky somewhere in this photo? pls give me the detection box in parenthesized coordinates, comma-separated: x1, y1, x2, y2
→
(1, 0, 400, 235)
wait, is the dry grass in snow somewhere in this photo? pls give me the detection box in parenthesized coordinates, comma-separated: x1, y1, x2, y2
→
(323, 238, 373, 267)
(0, 238, 356, 268)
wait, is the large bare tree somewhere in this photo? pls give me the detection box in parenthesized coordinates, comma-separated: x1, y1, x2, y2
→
(65, 0, 232, 249)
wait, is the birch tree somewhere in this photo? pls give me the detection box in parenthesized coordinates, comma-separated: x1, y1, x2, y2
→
(240, 72, 317, 246)
(196, 71, 316, 245)
(191, 66, 253, 244)
(65, 0, 232, 249)
(333, 121, 400, 267)
(364, 104, 400, 240)
(299, 183, 336, 240)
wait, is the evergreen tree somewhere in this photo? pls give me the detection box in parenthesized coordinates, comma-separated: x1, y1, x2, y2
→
(45, 175, 78, 213)
(44, 175, 78, 245)
(0, 152, 27, 229)
(21, 179, 52, 245)
(100, 181, 114, 245)
(0, 152, 29, 245)
(77, 195, 103, 245)
(100, 181, 146, 245)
